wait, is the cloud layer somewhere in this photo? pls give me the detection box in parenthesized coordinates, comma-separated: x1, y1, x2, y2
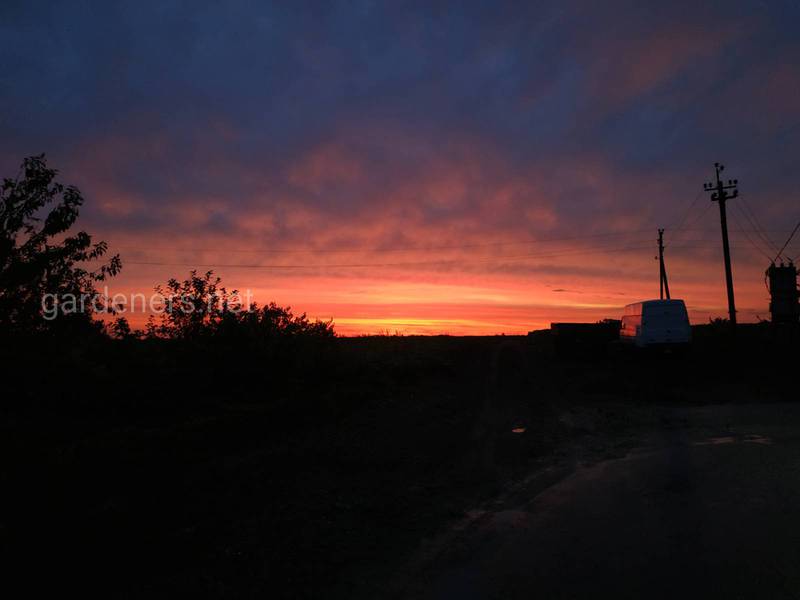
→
(2, 0, 799, 333)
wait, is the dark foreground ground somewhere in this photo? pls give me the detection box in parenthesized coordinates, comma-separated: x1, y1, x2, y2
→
(401, 402, 800, 599)
(1, 324, 797, 598)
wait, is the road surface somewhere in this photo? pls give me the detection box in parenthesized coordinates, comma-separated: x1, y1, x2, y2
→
(399, 403, 800, 599)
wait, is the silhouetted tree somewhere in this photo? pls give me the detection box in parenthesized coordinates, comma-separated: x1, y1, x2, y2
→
(146, 269, 334, 340)
(110, 316, 141, 340)
(223, 301, 335, 340)
(147, 270, 232, 339)
(0, 155, 121, 333)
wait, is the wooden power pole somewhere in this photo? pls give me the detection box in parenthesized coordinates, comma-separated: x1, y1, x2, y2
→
(703, 163, 739, 325)
(658, 228, 670, 300)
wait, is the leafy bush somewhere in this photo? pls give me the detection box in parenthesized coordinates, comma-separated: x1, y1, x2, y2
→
(139, 269, 334, 341)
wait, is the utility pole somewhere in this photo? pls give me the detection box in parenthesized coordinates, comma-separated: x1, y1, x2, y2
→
(703, 163, 739, 325)
(658, 228, 670, 300)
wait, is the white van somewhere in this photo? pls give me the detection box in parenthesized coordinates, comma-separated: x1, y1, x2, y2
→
(620, 300, 691, 348)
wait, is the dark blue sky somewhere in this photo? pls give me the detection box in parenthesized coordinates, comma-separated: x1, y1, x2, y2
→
(2, 0, 799, 332)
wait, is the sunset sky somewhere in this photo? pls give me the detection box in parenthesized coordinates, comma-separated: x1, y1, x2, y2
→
(2, 0, 799, 334)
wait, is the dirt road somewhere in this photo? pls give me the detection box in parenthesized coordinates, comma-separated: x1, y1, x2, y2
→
(399, 403, 800, 599)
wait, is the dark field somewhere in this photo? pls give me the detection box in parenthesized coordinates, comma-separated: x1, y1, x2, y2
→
(1, 325, 797, 598)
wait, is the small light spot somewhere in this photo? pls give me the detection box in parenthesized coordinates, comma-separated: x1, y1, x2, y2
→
(511, 427, 526, 434)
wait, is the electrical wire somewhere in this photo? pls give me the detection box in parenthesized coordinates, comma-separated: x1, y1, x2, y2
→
(772, 219, 800, 263)
(109, 229, 658, 256)
(680, 228, 793, 233)
(667, 190, 704, 246)
(733, 200, 780, 256)
(108, 224, 793, 258)
(665, 201, 715, 248)
(728, 208, 775, 261)
(124, 244, 657, 269)
(121, 240, 759, 271)
(739, 196, 780, 254)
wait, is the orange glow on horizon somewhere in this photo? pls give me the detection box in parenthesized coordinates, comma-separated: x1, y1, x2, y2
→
(99, 243, 776, 336)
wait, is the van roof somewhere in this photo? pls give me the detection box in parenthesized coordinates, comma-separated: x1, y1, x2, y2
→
(641, 299, 686, 306)
(624, 299, 687, 309)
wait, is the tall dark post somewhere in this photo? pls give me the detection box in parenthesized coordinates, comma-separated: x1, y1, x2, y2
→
(703, 163, 739, 325)
(658, 228, 670, 300)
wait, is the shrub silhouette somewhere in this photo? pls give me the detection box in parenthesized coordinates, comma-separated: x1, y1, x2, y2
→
(0, 155, 121, 333)
(142, 269, 334, 340)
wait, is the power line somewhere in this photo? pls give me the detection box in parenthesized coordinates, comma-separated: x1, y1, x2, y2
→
(772, 219, 800, 263)
(665, 201, 716, 248)
(110, 229, 658, 256)
(728, 208, 774, 261)
(107, 225, 796, 258)
(121, 240, 760, 271)
(115, 236, 657, 261)
(667, 190, 704, 246)
(124, 243, 660, 270)
(680, 228, 794, 233)
(108, 234, 774, 260)
(661, 193, 785, 246)
(733, 200, 780, 256)
(739, 195, 779, 254)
